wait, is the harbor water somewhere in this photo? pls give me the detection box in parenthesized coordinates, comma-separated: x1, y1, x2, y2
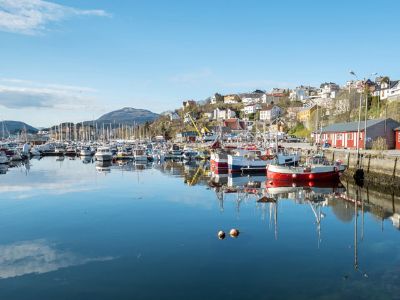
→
(0, 157, 399, 299)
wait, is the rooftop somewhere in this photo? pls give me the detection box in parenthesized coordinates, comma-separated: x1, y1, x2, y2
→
(322, 118, 397, 132)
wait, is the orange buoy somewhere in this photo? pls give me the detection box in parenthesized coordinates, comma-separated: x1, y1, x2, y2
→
(229, 228, 240, 238)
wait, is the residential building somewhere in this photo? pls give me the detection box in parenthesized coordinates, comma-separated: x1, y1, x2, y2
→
(270, 88, 286, 96)
(223, 94, 240, 104)
(182, 100, 196, 110)
(243, 104, 262, 115)
(213, 108, 236, 120)
(387, 81, 400, 101)
(286, 107, 303, 120)
(289, 85, 317, 101)
(210, 93, 224, 104)
(297, 105, 318, 122)
(223, 118, 247, 131)
(259, 105, 282, 122)
(261, 94, 278, 104)
(319, 82, 340, 99)
(317, 118, 400, 149)
(239, 92, 264, 104)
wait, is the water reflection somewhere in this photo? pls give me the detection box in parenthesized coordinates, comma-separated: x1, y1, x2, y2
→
(0, 239, 113, 279)
(0, 157, 399, 299)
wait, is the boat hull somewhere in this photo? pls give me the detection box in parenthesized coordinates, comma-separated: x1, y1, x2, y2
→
(267, 164, 345, 182)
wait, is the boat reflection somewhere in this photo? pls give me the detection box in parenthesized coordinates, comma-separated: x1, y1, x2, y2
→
(96, 161, 112, 174)
(0, 164, 8, 175)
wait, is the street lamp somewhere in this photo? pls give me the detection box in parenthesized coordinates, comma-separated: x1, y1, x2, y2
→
(349, 71, 363, 163)
(349, 70, 377, 153)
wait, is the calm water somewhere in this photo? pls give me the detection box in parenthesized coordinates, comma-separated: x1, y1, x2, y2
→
(0, 157, 399, 300)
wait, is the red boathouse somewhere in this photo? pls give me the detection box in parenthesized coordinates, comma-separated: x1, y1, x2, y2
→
(316, 118, 400, 150)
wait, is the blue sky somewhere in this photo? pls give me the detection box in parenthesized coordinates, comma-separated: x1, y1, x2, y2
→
(0, 0, 399, 127)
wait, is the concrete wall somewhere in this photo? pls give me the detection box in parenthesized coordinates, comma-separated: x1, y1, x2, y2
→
(324, 150, 400, 178)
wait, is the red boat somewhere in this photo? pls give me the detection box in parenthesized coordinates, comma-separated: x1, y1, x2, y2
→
(266, 155, 346, 182)
(210, 150, 228, 172)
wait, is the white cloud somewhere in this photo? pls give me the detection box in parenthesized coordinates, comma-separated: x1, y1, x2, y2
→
(0, 78, 97, 110)
(0, 0, 109, 35)
(0, 239, 113, 279)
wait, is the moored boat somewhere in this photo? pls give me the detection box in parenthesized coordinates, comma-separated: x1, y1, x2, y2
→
(133, 148, 147, 162)
(95, 147, 113, 161)
(267, 154, 346, 182)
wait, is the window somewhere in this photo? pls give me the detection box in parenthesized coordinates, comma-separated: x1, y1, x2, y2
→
(347, 133, 353, 140)
(336, 133, 342, 140)
(398, 132, 400, 143)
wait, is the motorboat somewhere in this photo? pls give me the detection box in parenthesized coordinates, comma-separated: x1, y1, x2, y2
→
(65, 146, 77, 156)
(133, 148, 148, 162)
(228, 149, 300, 173)
(267, 154, 346, 182)
(166, 144, 183, 159)
(116, 147, 133, 160)
(80, 146, 93, 156)
(95, 147, 113, 161)
(54, 146, 65, 156)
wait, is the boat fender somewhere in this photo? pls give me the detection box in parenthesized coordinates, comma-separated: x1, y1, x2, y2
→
(230, 228, 240, 238)
(292, 174, 297, 179)
(309, 174, 314, 180)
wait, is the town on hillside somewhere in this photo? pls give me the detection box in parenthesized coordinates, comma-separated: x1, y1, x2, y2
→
(154, 75, 400, 150)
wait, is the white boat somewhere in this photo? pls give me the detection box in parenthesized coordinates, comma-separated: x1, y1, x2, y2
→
(54, 146, 65, 156)
(133, 148, 147, 162)
(228, 149, 300, 173)
(65, 146, 77, 156)
(80, 146, 93, 156)
(166, 144, 183, 159)
(95, 147, 113, 161)
(116, 147, 133, 160)
(0, 151, 9, 164)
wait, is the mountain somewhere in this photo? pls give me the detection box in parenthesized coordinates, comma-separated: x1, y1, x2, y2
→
(1, 121, 38, 136)
(86, 107, 160, 127)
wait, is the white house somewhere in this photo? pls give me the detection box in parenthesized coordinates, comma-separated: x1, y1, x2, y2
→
(388, 80, 400, 100)
(239, 93, 263, 105)
(259, 105, 282, 122)
(319, 82, 339, 99)
(289, 86, 314, 101)
(243, 104, 262, 115)
(213, 108, 236, 120)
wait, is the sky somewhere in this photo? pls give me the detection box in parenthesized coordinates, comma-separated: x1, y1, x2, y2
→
(0, 0, 400, 127)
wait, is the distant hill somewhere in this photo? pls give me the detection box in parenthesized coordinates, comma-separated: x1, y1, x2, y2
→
(0, 121, 38, 137)
(85, 107, 159, 127)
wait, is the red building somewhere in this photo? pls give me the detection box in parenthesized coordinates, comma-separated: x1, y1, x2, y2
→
(316, 118, 400, 150)
(395, 127, 400, 149)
